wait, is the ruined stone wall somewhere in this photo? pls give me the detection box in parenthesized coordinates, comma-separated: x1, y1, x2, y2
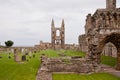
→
(36, 55, 102, 80)
(79, 0, 120, 58)
(51, 19, 65, 50)
(47, 58, 96, 73)
(39, 55, 101, 73)
(34, 42, 79, 51)
(34, 45, 41, 52)
(0, 47, 8, 52)
(40, 41, 51, 50)
(78, 34, 88, 52)
(65, 44, 79, 50)
(106, 0, 116, 10)
(0, 47, 34, 53)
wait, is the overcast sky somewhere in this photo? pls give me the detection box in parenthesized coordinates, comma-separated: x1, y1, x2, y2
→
(0, 0, 120, 46)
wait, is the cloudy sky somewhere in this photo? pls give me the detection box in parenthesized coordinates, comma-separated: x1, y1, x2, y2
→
(0, 0, 120, 46)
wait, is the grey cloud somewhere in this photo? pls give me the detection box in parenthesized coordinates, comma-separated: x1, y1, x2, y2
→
(0, 0, 119, 46)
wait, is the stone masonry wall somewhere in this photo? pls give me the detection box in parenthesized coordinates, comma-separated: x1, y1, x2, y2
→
(47, 58, 98, 73)
(36, 55, 102, 80)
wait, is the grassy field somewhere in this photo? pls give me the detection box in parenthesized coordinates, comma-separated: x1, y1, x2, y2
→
(40, 49, 85, 57)
(0, 49, 85, 80)
(40, 49, 59, 57)
(53, 73, 120, 80)
(0, 49, 119, 80)
(0, 52, 41, 80)
(60, 49, 85, 57)
(101, 55, 117, 67)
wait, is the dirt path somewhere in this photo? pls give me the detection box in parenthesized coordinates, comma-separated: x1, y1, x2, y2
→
(101, 65, 120, 77)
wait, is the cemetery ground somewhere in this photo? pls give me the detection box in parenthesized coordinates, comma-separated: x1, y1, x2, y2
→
(0, 49, 120, 80)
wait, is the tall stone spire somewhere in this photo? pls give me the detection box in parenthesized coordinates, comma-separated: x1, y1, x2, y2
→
(61, 19, 65, 28)
(106, 0, 116, 10)
(51, 19, 55, 28)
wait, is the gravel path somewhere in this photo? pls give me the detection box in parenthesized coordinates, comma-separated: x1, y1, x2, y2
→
(101, 65, 120, 77)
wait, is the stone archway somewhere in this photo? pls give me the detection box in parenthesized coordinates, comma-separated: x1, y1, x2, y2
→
(98, 33, 120, 70)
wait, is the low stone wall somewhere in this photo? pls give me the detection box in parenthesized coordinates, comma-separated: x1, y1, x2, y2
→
(36, 69, 52, 80)
(47, 58, 101, 73)
(36, 55, 102, 80)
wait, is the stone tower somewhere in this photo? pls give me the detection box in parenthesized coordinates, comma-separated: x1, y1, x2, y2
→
(106, 0, 116, 9)
(51, 19, 65, 50)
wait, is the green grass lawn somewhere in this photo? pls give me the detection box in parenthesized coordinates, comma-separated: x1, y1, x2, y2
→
(53, 73, 120, 80)
(0, 52, 41, 80)
(101, 55, 117, 67)
(60, 49, 85, 57)
(40, 49, 59, 57)
(0, 50, 119, 80)
(40, 49, 85, 58)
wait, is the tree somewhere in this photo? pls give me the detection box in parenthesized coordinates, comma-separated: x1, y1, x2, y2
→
(5, 40, 14, 47)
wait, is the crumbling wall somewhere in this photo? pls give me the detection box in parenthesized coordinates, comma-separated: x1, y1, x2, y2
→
(36, 55, 102, 80)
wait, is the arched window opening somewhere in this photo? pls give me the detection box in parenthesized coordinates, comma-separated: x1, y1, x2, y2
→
(56, 30, 60, 36)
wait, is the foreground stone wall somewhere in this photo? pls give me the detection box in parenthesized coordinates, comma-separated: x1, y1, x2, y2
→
(36, 69, 52, 80)
(47, 58, 99, 73)
(36, 55, 102, 80)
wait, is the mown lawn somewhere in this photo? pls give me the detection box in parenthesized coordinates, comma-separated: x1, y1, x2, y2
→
(0, 49, 119, 80)
(40, 49, 85, 57)
(60, 49, 85, 57)
(40, 49, 59, 57)
(101, 55, 117, 67)
(53, 73, 120, 80)
(0, 52, 41, 80)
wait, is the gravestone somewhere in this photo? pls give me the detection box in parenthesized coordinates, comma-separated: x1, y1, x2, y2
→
(34, 51, 36, 53)
(25, 52, 28, 55)
(29, 52, 32, 58)
(8, 56, 11, 59)
(0, 56, 2, 59)
(22, 55, 26, 61)
(33, 54, 35, 58)
(15, 55, 21, 62)
(14, 48, 21, 62)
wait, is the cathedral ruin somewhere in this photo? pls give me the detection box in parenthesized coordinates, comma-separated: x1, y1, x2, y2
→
(79, 0, 120, 70)
(36, 0, 120, 80)
(51, 19, 65, 50)
(34, 19, 79, 50)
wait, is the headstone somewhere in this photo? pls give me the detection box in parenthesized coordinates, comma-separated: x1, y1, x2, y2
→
(33, 54, 35, 58)
(8, 56, 11, 59)
(34, 51, 36, 53)
(0, 56, 2, 59)
(25, 52, 28, 55)
(15, 55, 21, 62)
(29, 52, 32, 57)
(22, 55, 26, 61)
(14, 48, 21, 62)
(27, 59, 29, 62)
(29, 56, 31, 59)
